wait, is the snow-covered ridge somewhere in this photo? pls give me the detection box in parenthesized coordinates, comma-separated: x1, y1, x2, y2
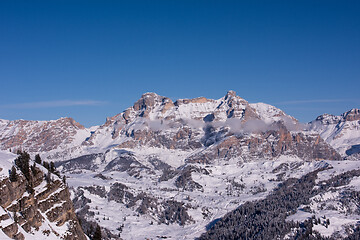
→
(0, 117, 91, 154)
(310, 108, 360, 157)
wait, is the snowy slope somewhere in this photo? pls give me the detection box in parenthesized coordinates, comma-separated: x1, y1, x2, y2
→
(62, 146, 360, 239)
(63, 150, 328, 239)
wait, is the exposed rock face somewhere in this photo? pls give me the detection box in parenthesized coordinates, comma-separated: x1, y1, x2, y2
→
(116, 125, 202, 150)
(0, 117, 88, 152)
(186, 127, 341, 164)
(310, 108, 360, 157)
(174, 165, 205, 192)
(0, 153, 86, 239)
(57, 153, 103, 172)
(133, 92, 175, 115)
(343, 108, 360, 121)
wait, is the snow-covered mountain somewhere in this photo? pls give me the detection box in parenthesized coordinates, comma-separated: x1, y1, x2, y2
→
(0, 92, 357, 163)
(0, 91, 359, 239)
(0, 117, 90, 154)
(2, 91, 339, 162)
(67, 91, 339, 163)
(310, 108, 360, 158)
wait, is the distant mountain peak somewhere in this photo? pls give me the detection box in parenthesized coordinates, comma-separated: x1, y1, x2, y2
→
(314, 108, 360, 125)
(224, 90, 237, 100)
(342, 108, 360, 121)
(132, 92, 174, 115)
(310, 108, 360, 156)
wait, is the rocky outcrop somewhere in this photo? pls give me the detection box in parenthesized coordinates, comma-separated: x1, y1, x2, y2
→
(0, 155, 86, 239)
(343, 108, 360, 121)
(57, 153, 103, 172)
(174, 165, 207, 192)
(116, 125, 202, 150)
(186, 125, 341, 164)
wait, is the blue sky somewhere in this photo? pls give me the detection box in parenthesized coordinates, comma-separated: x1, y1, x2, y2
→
(0, 1, 359, 127)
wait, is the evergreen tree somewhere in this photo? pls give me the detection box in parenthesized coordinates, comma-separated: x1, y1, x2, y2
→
(92, 225, 102, 240)
(45, 171, 51, 184)
(87, 225, 94, 237)
(9, 166, 18, 182)
(50, 161, 56, 173)
(43, 161, 49, 170)
(35, 154, 42, 164)
(13, 212, 18, 223)
(15, 151, 30, 180)
(326, 219, 330, 226)
(26, 183, 34, 194)
(31, 162, 37, 175)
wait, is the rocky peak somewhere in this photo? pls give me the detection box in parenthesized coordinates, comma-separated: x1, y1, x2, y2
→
(314, 113, 341, 125)
(314, 109, 360, 125)
(342, 108, 360, 121)
(63, 117, 86, 130)
(224, 90, 237, 100)
(116, 91, 263, 124)
(216, 91, 258, 120)
(131, 92, 174, 118)
(223, 90, 247, 104)
(133, 92, 161, 111)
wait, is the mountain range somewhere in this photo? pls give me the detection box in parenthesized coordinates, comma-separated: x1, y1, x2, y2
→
(0, 91, 359, 239)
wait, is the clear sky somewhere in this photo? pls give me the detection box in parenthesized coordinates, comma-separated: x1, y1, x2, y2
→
(0, 0, 359, 127)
